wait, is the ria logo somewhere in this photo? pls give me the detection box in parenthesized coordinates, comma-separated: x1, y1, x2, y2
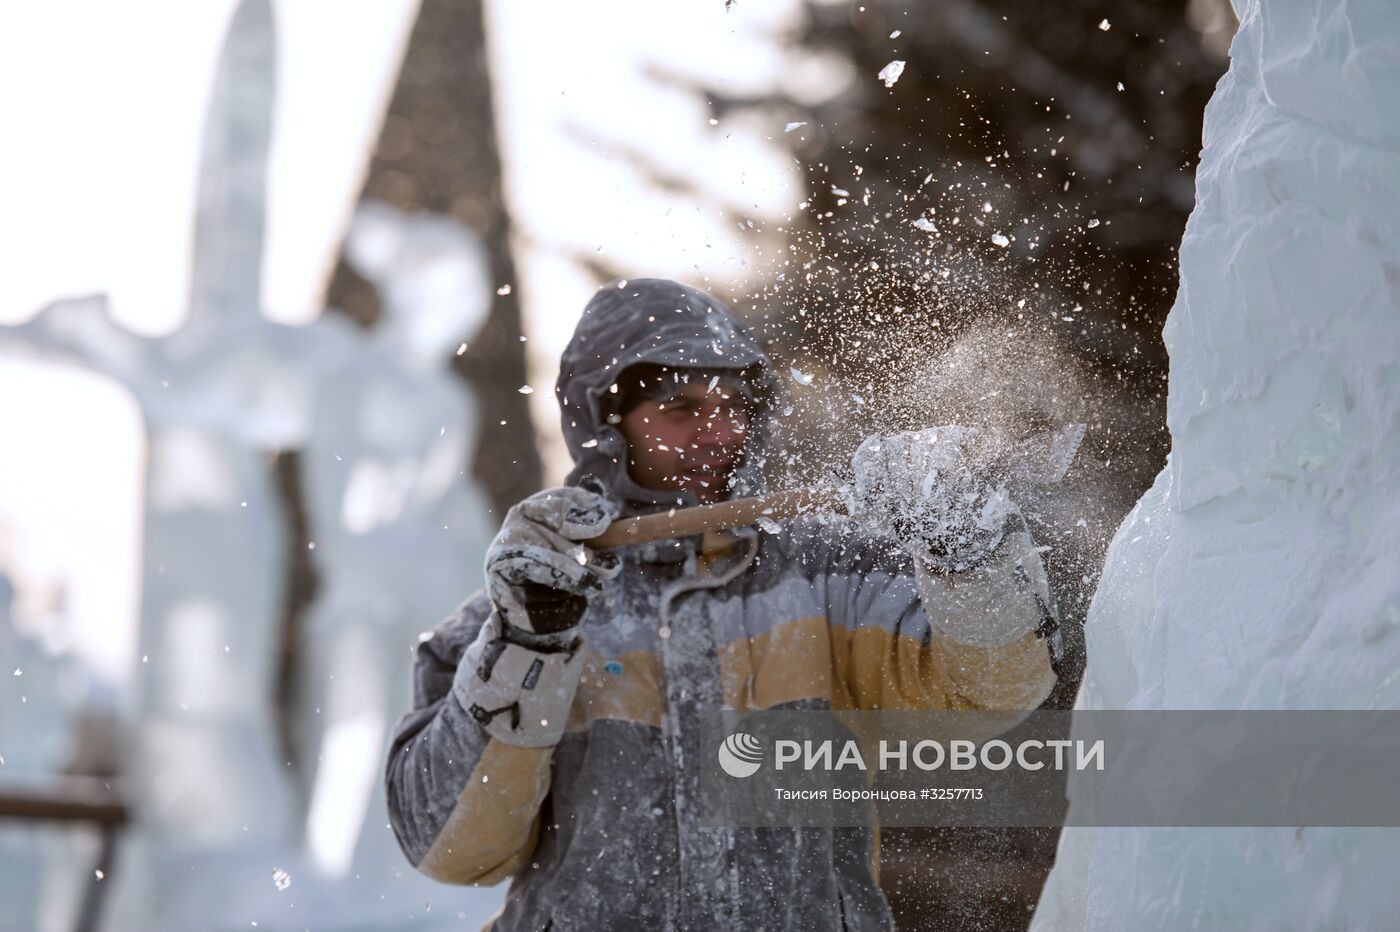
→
(717, 732, 764, 778)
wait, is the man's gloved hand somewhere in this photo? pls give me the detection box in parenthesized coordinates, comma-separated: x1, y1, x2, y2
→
(457, 482, 622, 747)
(484, 481, 622, 634)
(850, 426, 1012, 574)
(851, 427, 1059, 649)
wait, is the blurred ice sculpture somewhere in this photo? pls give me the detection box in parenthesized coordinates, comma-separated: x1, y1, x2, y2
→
(18, 0, 341, 927)
(0, 568, 71, 932)
(2, 0, 324, 928)
(292, 200, 495, 908)
(0, 579, 78, 775)
(1033, 0, 1400, 929)
(1, 289, 356, 932)
(0, 0, 503, 926)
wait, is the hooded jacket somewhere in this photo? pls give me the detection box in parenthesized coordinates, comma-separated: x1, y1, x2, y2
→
(384, 279, 1060, 931)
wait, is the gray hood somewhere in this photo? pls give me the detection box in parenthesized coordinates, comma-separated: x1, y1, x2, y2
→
(556, 278, 776, 514)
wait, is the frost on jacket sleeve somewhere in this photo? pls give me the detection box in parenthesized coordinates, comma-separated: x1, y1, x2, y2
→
(384, 592, 578, 886)
(820, 511, 1059, 714)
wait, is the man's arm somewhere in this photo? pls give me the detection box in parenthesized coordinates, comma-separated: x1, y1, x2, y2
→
(823, 512, 1059, 714)
(383, 593, 570, 885)
(384, 483, 617, 884)
(820, 426, 1060, 712)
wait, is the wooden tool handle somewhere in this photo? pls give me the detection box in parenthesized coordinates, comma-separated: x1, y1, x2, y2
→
(589, 487, 848, 550)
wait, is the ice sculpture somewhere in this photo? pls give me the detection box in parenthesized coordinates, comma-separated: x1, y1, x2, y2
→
(0, 569, 51, 932)
(287, 200, 501, 924)
(2, 0, 502, 927)
(3, 1, 339, 926)
(1033, 0, 1400, 928)
(0, 572, 73, 775)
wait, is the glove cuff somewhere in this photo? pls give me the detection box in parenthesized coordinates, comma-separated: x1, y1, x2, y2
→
(453, 611, 585, 747)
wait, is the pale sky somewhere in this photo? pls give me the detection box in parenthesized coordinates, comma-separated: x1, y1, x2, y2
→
(0, 0, 420, 332)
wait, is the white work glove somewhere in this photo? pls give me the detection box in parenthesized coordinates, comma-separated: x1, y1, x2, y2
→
(851, 427, 1055, 647)
(850, 426, 1012, 574)
(456, 482, 621, 747)
(483, 481, 622, 630)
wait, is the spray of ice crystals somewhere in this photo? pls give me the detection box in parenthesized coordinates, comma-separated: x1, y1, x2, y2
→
(714, 129, 1160, 622)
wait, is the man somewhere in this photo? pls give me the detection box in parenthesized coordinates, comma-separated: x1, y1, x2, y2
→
(384, 278, 1061, 930)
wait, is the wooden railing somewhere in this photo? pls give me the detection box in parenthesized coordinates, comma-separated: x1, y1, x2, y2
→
(0, 777, 130, 932)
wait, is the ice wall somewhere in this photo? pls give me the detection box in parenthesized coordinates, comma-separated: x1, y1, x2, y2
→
(1032, 0, 1400, 928)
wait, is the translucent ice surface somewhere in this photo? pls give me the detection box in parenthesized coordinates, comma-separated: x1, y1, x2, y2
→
(1034, 0, 1400, 928)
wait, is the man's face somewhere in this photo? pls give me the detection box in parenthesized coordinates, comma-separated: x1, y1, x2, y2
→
(618, 379, 751, 504)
